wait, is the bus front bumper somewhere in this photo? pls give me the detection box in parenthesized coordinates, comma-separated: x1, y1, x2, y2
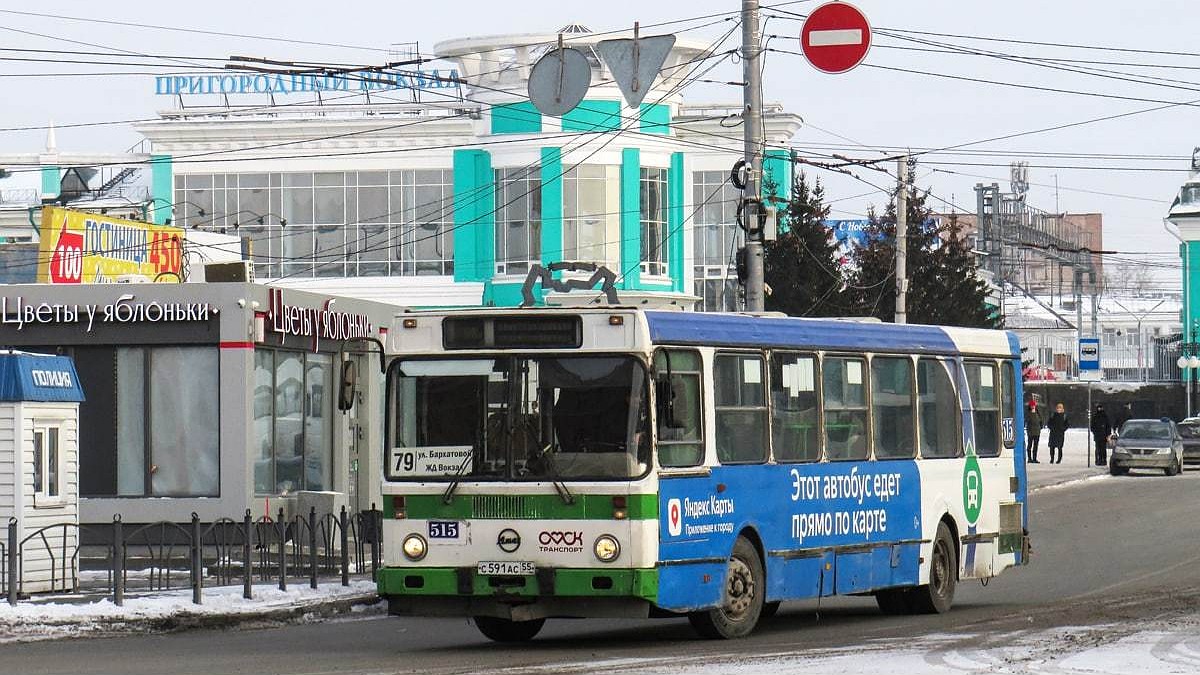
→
(377, 566, 658, 620)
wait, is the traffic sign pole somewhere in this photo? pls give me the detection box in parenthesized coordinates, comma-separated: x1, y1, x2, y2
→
(742, 0, 765, 313)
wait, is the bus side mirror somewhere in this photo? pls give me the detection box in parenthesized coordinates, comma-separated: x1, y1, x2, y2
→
(338, 360, 358, 412)
(655, 377, 676, 429)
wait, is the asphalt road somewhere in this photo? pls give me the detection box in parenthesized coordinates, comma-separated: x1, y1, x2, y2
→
(5, 469, 1200, 675)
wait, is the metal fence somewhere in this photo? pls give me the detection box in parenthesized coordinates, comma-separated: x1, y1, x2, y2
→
(3, 506, 382, 606)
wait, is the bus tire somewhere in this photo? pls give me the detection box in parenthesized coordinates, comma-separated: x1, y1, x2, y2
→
(910, 522, 956, 614)
(473, 616, 546, 643)
(688, 536, 765, 639)
(874, 588, 912, 615)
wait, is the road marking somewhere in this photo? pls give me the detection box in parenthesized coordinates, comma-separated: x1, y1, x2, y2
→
(808, 29, 864, 47)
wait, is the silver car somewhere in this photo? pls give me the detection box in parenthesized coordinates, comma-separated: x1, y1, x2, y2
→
(1110, 419, 1185, 476)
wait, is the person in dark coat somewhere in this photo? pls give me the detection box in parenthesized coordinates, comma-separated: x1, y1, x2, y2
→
(1091, 404, 1112, 466)
(1047, 402, 1069, 464)
(1025, 400, 1043, 463)
(1112, 402, 1133, 435)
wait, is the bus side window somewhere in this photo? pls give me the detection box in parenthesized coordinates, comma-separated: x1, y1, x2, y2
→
(823, 355, 869, 461)
(714, 353, 769, 464)
(653, 350, 704, 468)
(872, 356, 916, 460)
(770, 352, 820, 463)
(1001, 362, 1017, 449)
(918, 358, 961, 459)
(968, 362, 1001, 457)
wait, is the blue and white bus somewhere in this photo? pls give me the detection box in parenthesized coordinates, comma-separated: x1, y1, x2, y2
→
(376, 308, 1029, 641)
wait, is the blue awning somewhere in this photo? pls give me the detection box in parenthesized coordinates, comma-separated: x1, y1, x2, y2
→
(0, 351, 85, 403)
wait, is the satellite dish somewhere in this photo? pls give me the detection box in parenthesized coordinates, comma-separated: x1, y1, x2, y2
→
(527, 41, 591, 117)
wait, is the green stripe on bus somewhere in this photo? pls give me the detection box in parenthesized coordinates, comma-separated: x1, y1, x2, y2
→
(396, 493, 658, 520)
(376, 567, 657, 601)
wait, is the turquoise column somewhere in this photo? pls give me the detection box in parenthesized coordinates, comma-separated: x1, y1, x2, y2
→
(668, 152, 685, 292)
(619, 148, 641, 290)
(149, 155, 173, 224)
(540, 147, 563, 271)
(452, 149, 494, 284)
(763, 149, 792, 232)
(1187, 241, 1200, 388)
(40, 166, 59, 199)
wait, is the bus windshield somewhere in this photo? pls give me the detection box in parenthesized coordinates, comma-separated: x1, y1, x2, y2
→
(387, 355, 649, 481)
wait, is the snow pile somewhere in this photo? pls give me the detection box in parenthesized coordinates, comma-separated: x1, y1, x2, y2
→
(0, 579, 378, 643)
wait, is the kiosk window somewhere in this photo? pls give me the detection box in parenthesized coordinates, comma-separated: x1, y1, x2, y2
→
(872, 357, 916, 459)
(824, 356, 869, 460)
(771, 352, 820, 462)
(714, 353, 768, 464)
(255, 350, 334, 495)
(32, 426, 61, 499)
(654, 350, 704, 468)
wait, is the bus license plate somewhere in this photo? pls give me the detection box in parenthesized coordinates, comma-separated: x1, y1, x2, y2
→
(477, 561, 535, 576)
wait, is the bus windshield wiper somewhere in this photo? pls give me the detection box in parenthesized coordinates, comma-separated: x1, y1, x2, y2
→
(538, 443, 575, 506)
(441, 452, 474, 505)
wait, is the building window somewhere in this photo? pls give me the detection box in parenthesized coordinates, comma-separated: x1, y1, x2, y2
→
(692, 171, 742, 311)
(176, 170, 455, 279)
(563, 165, 619, 268)
(115, 347, 220, 497)
(494, 167, 542, 276)
(640, 167, 669, 278)
(32, 426, 61, 500)
(254, 350, 333, 495)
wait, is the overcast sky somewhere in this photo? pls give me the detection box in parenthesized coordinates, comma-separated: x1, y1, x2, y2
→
(1, 0, 1194, 279)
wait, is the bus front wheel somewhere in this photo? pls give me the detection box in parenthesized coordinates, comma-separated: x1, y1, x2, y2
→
(473, 616, 546, 642)
(688, 536, 765, 639)
(910, 521, 957, 614)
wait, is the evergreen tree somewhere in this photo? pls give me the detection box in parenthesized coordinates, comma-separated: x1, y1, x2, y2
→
(763, 170, 848, 317)
(847, 162, 999, 328)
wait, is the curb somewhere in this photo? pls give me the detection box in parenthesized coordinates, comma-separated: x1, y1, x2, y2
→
(0, 591, 382, 643)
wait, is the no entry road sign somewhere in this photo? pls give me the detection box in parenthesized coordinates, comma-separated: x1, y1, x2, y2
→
(801, 2, 872, 74)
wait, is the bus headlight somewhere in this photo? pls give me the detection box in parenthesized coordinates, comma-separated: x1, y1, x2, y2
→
(594, 535, 620, 563)
(402, 533, 427, 561)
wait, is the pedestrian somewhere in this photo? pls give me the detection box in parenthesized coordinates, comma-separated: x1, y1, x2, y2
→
(1112, 402, 1133, 435)
(1047, 402, 1069, 464)
(1091, 403, 1112, 467)
(1025, 399, 1043, 463)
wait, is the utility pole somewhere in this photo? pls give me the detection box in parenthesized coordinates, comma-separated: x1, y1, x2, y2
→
(895, 156, 908, 324)
(741, 0, 766, 313)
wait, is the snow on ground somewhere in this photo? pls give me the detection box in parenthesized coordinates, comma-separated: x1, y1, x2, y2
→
(538, 618, 1200, 675)
(0, 579, 378, 643)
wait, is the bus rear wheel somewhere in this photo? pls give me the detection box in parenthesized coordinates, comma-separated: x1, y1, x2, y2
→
(473, 616, 545, 643)
(688, 536, 764, 639)
(909, 521, 957, 614)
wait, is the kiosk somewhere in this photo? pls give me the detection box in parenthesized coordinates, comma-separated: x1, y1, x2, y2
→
(0, 350, 84, 594)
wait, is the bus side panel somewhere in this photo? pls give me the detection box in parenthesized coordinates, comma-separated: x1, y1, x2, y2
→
(657, 463, 922, 611)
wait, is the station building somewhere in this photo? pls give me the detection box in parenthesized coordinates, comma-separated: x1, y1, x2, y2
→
(5, 25, 802, 312)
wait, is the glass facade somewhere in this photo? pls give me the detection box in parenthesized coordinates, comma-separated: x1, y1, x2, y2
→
(640, 167, 669, 278)
(692, 171, 742, 311)
(175, 170, 454, 279)
(494, 166, 542, 276)
(562, 164, 619, 268)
